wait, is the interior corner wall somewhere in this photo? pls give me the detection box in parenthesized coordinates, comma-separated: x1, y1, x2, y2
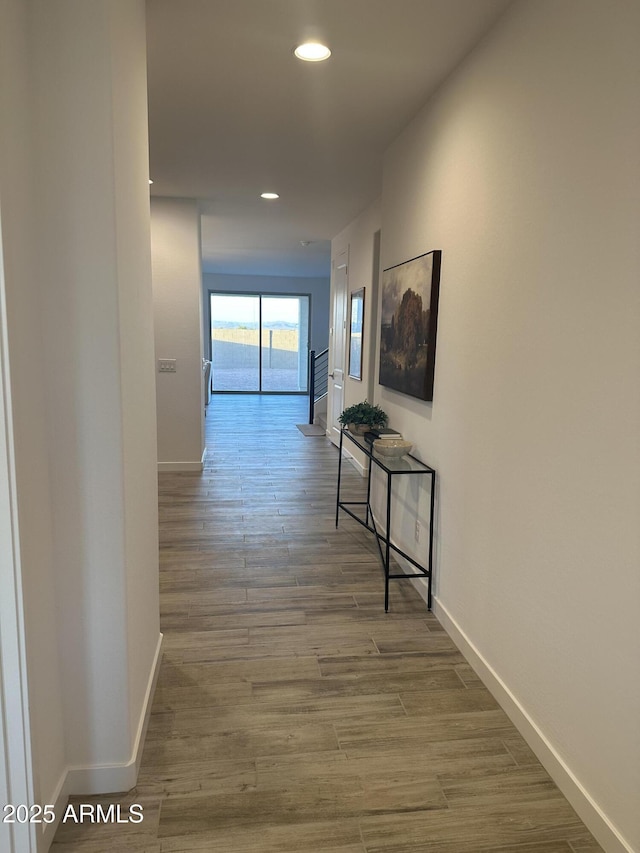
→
(374, 0, 640, 849)
(151, 198, 205, 471)
(202, 272, 331, 361)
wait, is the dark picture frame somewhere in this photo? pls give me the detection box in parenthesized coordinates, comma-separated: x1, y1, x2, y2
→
(348, 287, 365, 381)
(379, 250, 442, 401)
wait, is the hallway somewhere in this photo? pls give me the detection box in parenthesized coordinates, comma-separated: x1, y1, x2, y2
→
(52, 396, 602, 852)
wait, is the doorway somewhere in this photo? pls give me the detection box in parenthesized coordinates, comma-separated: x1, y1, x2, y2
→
(210, 292, 310, 393)
(328, 250, 348, 445)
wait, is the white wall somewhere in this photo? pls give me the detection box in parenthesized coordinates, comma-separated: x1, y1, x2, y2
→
(152, 198, 205, 470)
(363, 1, 640, 849)
(108, 0, 162, 758)
(0, 1, 161, 844)
(202, 272, 331, 360)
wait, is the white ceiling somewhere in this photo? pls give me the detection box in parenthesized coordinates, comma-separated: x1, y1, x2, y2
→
(146, 0, 512, 278)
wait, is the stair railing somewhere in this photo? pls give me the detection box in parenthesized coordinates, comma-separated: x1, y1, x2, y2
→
(308, 348, 329, 424)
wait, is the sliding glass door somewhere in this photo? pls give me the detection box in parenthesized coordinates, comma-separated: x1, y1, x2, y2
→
(210, 293, 309, 393)
(261, 296, 309, 392)
(210, 294, 260, 391)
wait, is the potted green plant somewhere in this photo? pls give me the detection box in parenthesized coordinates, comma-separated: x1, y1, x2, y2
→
(338, 400, 388, 435)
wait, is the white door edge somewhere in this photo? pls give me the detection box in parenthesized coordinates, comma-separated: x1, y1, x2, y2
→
(0, 209, 37, 853)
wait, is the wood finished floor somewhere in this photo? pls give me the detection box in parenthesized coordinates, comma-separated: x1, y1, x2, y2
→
(52, 396, 603, 853)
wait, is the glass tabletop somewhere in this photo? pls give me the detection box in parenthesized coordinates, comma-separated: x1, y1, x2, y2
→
(341, 429, 434, 474)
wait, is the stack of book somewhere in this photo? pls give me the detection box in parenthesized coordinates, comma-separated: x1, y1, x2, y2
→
(363, 426, 403, 446)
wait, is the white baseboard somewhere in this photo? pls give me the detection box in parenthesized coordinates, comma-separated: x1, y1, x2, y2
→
(432, 598, 633, 853)
(342, 446, 367, 477)
(39, 769, 71, 852)
(39, 633, 163, 848)
(129, 631, 164, 785)
(157, 459, 203, 472)
(63, 632, 163, 797)
(158, 446, 206, 472)
(379, 539, 632, 853)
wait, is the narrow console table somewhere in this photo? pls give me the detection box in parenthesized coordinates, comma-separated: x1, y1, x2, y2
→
(336, 428, 436, 612)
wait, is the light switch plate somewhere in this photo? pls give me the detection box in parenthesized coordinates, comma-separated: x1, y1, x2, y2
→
(158, 359, 177, 373)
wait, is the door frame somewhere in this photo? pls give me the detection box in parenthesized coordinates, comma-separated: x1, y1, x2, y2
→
(328, 249, 349, 446)
(0, 211, 37, 853)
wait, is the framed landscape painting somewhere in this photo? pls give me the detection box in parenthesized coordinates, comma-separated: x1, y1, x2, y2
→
(379, 250, 442, 401)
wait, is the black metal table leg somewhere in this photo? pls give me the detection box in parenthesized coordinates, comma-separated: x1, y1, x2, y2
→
(384, 470, 392, 611)
(335, 428, 344, 528)
(365, 455, 373, 527)
(427, 470, 435, 609)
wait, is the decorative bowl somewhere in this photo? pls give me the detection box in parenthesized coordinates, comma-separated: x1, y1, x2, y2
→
(373, 439, 413, 458)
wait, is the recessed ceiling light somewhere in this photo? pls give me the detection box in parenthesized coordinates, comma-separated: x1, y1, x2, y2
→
(294, 42, 331, 62)
(260, 192, 280, 200)
(148, 179, 153, 184)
